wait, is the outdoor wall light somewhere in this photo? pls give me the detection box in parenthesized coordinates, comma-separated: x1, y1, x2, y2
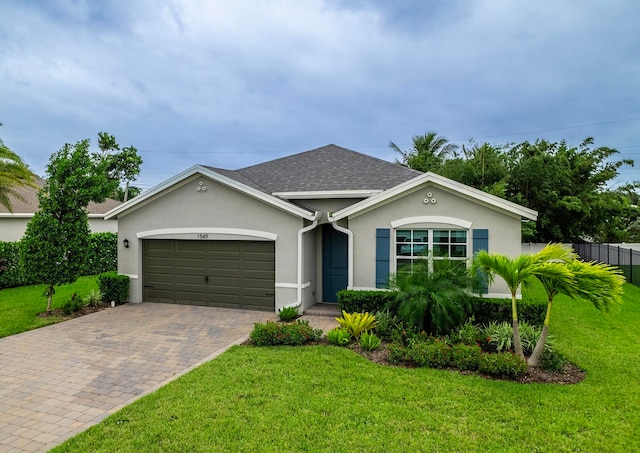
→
(123, 238, 130, 248)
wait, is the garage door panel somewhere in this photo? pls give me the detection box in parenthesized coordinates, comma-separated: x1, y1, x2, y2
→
(143, 239, 274, 310)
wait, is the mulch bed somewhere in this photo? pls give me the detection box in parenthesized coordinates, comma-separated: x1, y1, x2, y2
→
(37, 301, 112, 319)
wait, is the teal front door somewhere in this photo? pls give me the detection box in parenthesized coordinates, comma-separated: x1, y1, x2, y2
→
(322, 224, 348, 303)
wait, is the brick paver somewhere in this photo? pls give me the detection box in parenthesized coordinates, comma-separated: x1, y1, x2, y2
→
(0, 303, 280, 452)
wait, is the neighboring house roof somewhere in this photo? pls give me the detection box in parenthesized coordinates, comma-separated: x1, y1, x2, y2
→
(204, 144, 422, 194)
(332, 172, 538, 221)
(0, 177, 122, 217)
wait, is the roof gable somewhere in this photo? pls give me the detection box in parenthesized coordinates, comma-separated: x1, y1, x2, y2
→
(224, 144, 422, 193)
(105, 165, 317, 220)
(331, 172, 538, 221)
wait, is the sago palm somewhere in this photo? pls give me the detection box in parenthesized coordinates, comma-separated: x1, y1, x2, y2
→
(529, 258, 624, 366)
(469, 244, 575, 358)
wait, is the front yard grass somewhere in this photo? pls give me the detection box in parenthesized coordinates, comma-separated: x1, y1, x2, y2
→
(53, 283, 640, 452)
(0, 275, 99, 338)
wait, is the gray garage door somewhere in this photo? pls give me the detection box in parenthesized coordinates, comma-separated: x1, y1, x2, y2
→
(142, 240, 275, 311)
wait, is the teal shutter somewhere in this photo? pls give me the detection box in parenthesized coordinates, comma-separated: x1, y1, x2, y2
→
(472, 229, 489, 294)
(376, 228, 390, 288)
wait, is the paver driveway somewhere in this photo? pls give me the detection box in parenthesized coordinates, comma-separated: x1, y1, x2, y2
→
(0, 303, 276, 452)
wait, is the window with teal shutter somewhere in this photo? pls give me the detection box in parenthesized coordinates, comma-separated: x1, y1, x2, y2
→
(376, 228, 390, 288)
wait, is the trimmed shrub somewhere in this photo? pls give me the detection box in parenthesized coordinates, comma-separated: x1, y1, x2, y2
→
(478, 352, 527, 378)
(0, 241, 31, 289)
(82, 232, 117, 275)
(388, 342, 409, 365)
(407, 341, 452, 368)
(451, 344, 482, 371)
(249, 320, 322, 346)
(98, 272, 130, 304)
(337, 290, 395, 314)
(326, 327, 352, 346)
(540, 349, 569, 372)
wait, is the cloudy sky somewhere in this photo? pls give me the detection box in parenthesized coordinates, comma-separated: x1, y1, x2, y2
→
(1, 0, 639, 191)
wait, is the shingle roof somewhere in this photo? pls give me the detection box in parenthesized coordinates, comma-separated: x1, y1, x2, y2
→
(205, 144, 422, 194)
(0, 177, 122, 215)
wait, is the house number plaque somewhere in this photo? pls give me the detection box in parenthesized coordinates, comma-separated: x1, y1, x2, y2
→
(197, 233, 209, 239)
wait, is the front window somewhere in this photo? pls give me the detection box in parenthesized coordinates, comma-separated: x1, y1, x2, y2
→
(395, 229, 468, 272)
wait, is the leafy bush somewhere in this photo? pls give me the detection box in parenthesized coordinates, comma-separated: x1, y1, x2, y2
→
(336, 311, 378, 338)
(337, 290, 395, 314)
(519, 321, 555, 355)
(477, 352, 528, 378)
(0, 241, 31, 289)
(81, 232, 117, 275)
(483, 321, 514, 352)
(447, 319, 483, 346)
(407, 341, 452, 368)
(391, 259, 474, 335)
(469, 295, 546, 325)
(249, 320, 322, 346)
(83, 289, 102, 308)
(387, 342, 409, 365)
(359, 331, 382, 351)
(451, 344, 482, 371)
(540, 349, 569, 372)
(278, 306, 299, 322)
(98, 272, 130, 304)
(326, 327, 352, 346)
(374, 309, 403, 341)
(61, 293, 84, 315)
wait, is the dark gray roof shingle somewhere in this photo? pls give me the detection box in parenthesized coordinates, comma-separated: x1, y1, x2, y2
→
(205, 144, 422, 194)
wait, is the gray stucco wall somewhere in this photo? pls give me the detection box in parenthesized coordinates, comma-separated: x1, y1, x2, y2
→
(116, 174, 306, 310)
(348, 182, 522, 297)
(0, 216, 117, 242)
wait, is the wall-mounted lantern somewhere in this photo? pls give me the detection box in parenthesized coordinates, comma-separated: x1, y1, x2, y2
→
(123, 238, 130, 249)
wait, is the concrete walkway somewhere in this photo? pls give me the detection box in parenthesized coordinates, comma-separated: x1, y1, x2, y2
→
(0, 303, 279, 452)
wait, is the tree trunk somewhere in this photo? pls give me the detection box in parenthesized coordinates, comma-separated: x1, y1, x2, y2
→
(528, 298, 553, 367)
(46, 284, 53, 314)
(511, 293, 524, 358)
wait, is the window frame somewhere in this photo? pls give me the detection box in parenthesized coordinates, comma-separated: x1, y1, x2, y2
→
(394, 228, 469, 273)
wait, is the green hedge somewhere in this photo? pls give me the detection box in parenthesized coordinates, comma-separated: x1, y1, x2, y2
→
(0, 232, 118, 290)
(98, 271, 130, 304)
(0, 241, 32, 288)
(468, 296, 547, 325)
(337, 290, 396, 314)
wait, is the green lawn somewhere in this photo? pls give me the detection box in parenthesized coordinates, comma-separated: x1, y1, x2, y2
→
(53, 284, 640, 452)
(0, 276, 99, 338)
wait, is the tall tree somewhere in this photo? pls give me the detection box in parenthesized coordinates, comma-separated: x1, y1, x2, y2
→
(0, 126, 36, 212)
(95, 132, 143, 202)
(20, 138, 119, 313)
(469, 244, 575, 358)
(529, 256, 624, 366)
(390, 131, 459, 173)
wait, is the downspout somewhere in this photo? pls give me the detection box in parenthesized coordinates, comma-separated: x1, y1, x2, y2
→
(328, 213, 354, 289)
(283, 211, 320, 310)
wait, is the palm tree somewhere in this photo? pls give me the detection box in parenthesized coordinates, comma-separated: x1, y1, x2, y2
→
(469, 244, 575, 358)
(0, 135, 35, 212)
(528, 258, 624, 366)
(390, 131, 458, 173)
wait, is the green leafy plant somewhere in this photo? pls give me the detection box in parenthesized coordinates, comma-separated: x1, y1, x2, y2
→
(61, 293, 84, 315)
(83, 289, 103, 308)
(337, 290, 395, 313)
(483, 321, 514, 352)
(451, 344, 482, 371)
(391, 259, 475, 335)
(326, 327, 352, 346)
(249, 320, 322, 346)
(374, 309, 402, 341)
(477, 352, 527, 378)
(407, 340, 452, 368)
(336, 310, 378, 338)
(540, 349, 569, 373)
(447, 318, 483, 346)
(359, 331, 382, 351)
(519, 321, 555, 355)
(278, 306, 299, 322)
(387, 342, 409, 365)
